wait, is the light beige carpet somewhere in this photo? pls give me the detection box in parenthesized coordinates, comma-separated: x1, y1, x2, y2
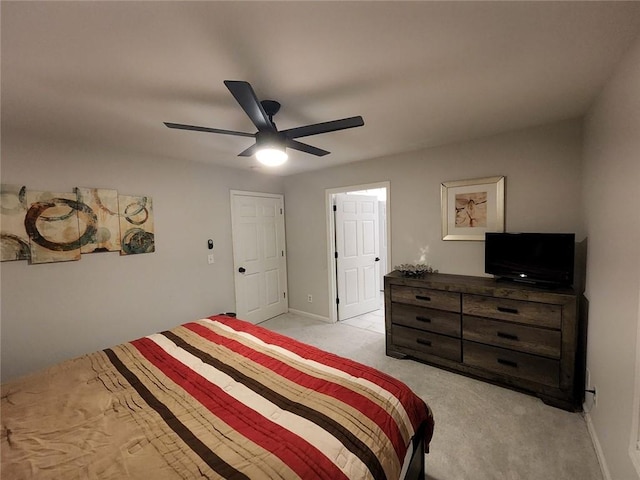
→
(261, 312, 602, 480)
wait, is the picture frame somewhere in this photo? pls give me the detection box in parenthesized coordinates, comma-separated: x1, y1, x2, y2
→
(441, 176, 505, 241)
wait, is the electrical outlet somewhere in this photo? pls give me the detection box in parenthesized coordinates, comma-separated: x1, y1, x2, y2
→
(307, 294, 313, 303)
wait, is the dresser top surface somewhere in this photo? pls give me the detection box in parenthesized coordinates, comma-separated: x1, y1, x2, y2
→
(385, 271, 577, 303)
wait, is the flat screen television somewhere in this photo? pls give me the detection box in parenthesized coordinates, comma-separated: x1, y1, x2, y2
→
(485, 232, 575, 287)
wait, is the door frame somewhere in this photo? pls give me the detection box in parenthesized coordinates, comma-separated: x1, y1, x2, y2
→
(325, 181, 391, 324)
(230, 190, 288, 323)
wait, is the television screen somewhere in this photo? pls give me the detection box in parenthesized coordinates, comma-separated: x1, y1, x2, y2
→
(485, 232, 575, 287)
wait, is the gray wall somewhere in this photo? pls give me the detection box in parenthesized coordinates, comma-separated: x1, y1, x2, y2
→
(1, 118, 585, 381)
(0, 139, 284, 380)
(583, 33, 640, 480)
(284, 119, 585, 318)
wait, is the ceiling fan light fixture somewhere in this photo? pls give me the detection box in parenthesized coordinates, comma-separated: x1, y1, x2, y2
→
(256, 146, 288, 166)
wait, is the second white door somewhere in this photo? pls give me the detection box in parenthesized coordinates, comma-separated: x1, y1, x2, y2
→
(335, 193, 380, 321)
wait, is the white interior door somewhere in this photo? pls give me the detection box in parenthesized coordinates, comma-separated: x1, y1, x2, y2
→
(231, 191, 288, 324)
(335, 193, 380, 321)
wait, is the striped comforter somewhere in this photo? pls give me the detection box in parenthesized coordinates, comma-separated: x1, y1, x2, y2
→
(1, 315, 434, 479)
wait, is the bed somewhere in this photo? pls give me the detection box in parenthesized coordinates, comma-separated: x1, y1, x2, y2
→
(1, 314, 434, 479)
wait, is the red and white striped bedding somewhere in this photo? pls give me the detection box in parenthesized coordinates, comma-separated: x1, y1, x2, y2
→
(1, 315, 434, 479)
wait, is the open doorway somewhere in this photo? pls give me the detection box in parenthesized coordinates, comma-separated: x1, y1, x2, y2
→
(325, 182, 390, 324)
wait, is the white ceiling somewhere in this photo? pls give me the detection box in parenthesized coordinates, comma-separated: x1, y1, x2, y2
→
(3, 1, 640, 176)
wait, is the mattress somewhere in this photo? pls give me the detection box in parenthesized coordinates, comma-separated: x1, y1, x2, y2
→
(1, 315, 434, 479)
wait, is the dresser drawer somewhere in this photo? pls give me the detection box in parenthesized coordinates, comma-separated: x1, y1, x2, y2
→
(463, 294, 561, 329)
(463, 316, 561, 358)
(392, 325, 461, 362)
(390, 285, 461, 312)
(392, 303, 461, 337)
(463, 341, 560, 387)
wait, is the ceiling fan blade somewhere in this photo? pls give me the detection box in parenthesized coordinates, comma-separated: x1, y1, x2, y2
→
(224, 80, 274, 132)
(238, 144, 259, 157)
(164, 122, 255, 138)
(286, 139, 330, 157)
(282, 116, 364, 140)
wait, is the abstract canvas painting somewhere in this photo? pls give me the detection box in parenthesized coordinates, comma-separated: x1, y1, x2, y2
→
(25, 191, 83, 264)
(75, 187, 121, 253)
(118, 194, 155, 255)
(0, 184, 30, 261)
(3, 184, 155, 263)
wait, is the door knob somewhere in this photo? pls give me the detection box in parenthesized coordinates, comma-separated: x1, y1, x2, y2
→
(238, 267, 246, 273)
(375, 257, 380, 261)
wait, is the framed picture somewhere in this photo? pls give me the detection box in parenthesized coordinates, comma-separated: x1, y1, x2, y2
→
(441, 176, 505, 241)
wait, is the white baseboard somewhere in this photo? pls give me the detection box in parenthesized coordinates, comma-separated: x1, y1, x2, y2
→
(584, 411, 612, 480)
(287, 308, 332, 324)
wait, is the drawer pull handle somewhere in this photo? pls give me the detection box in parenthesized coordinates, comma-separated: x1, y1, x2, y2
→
(415, 295, 431, 302)
(416, 338, 432, 347)
(416, 316, 432, 323)
(497, 331, 519, 341)
(497, 358, 518, 368)
(497, 306, 519, 314)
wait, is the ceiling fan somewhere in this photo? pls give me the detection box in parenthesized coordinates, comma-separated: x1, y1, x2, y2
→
(164, 80, 364, 166)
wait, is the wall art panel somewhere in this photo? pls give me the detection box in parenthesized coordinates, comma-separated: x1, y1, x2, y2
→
(75, 187, 121, 253)
(25, 191, 85, 264)
(118, 194, 155, 255)
(0, 184, 30, 261)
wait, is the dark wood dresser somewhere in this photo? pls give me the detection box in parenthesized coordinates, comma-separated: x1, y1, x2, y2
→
(384, 271, 584, 410)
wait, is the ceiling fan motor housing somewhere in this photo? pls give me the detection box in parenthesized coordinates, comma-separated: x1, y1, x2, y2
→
(261, 100, 281, 120)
